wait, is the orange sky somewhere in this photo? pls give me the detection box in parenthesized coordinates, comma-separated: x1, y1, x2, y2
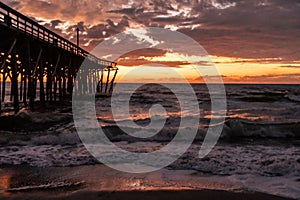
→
(2, 0, 300, 84)
(114, 52, 300, 84)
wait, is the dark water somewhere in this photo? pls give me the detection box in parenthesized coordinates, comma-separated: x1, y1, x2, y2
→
(96, 84, 300, 139)
(0, 84, 299, 198)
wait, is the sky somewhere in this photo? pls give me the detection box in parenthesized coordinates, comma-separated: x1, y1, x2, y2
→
(3, 0, 300, 83)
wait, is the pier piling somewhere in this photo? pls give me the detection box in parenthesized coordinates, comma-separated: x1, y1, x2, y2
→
(0, 2, 118, 114)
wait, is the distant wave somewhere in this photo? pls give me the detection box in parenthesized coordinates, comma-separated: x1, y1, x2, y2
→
(222, 119, 300, 139)
(97, 118, 300, 142)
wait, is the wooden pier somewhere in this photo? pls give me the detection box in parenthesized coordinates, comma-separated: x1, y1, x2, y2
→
(0, 2, 118, 114)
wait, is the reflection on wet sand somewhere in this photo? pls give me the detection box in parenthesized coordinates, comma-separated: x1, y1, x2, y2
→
(0, 165, 294, 200)
(0, 175, 10, 191)
(0, 170, 12, 197)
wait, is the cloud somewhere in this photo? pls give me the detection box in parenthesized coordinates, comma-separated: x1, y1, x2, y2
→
(116, 49, 188, 68)
(280, 65, 300, 69)
(2, 0, 300, 83)
(237, 73, 300, 83)
(193, 73, 300, 84)
(118, 59, 189, 68)
(50, 20, 63, 28)
(226, 73, 300, 83)
(118, 48, 167, 59)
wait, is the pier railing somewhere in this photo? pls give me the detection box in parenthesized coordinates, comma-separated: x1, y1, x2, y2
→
(0, 1, 113, 67)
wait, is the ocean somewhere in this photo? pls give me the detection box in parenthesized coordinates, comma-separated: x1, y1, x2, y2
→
(0, 84, 299, 198)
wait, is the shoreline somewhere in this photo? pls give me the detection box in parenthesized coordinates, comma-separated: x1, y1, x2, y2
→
(0, 165, 296, 200)
(0, 189, 294, 200)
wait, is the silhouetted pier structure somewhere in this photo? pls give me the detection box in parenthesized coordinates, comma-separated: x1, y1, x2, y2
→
(0, 2, 118, 114)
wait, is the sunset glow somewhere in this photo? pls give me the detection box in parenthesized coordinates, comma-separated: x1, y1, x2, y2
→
(2, 0, 299, 84)
(115, 53, 300, 83)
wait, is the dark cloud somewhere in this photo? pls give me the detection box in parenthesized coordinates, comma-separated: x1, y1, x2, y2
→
(197, 1, 300, 33)
(3, 0, 21, 9)
(50, 20, 63, 28)
(120, 48, 167, 58)
(115, 48, 185, 68)
(2, 0, 300, 63)
(280, 65, 300, 69)
(194, 73, 300, 83)
(114, 48, 214, 68)
(101, 0, 300, 61)
(238, 73, 300, 83)
(118, 59, 189, 68)
(106, 16, 130, 34)
(107, 8, 144, 15)
(86, 24, 107, 38)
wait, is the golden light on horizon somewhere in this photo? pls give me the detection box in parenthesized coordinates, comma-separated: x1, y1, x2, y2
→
(1, 51, 299, 84)
(115, 53, 300, 84)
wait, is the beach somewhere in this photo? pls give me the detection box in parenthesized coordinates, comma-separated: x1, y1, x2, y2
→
(0, 165, 295, 200)
(0, 84, 299, 199)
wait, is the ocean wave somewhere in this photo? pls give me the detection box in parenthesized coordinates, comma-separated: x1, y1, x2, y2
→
(1, 116, 299, 150)
(99, 117, 300, 141)
(7, 181, 84, 192)
(287, 94, 300, 102)
(169, 143, 300, 178)
(222, 119, 300, 139)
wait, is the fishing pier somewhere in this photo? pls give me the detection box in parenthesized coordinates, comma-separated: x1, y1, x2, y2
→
(0, 2, 118, 114)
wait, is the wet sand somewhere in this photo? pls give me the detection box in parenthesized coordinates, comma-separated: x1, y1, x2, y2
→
(0, 165, 295, 200)
(0, 189, 294, 200)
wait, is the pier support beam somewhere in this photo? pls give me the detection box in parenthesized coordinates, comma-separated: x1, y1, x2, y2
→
(105, 68, 111, 94)
(11, 50, 19, 113)
(39, 57, 45, 104)
(109, 70, 118, 94)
